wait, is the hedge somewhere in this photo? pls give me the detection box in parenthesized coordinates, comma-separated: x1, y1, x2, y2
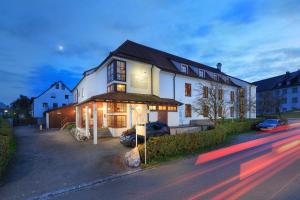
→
(139, 119, 260, 164)
(0, 118, 16, 178)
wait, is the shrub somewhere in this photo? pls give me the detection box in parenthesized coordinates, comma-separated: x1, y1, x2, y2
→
(139, 120, 259, 164)
(0, 118, 16, 178)
(66, 123, 76, 130)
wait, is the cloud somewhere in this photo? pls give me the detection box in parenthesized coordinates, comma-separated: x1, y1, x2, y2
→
(27, 65, 81, 95)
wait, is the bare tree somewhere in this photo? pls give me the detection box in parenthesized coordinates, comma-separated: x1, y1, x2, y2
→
(257, 91, 274, 116)
(193, 82, 229, 126)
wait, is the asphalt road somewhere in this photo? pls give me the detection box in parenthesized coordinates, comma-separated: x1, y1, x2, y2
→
(0, 127, 130, 200)
(53, 123, 300, 200)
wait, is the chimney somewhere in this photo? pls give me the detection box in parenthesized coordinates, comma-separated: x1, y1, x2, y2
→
(217, 63, 222, 71)
(286, 71, 290, 76)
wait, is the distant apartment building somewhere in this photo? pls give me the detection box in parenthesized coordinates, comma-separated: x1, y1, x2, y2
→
(253, 70, 300, 114)
(31, 81, 73, 124)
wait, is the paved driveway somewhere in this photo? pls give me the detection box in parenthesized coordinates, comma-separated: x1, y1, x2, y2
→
(0, 126, 131, 200)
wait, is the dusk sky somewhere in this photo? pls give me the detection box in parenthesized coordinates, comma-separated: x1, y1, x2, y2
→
(1, 0, 300, 104)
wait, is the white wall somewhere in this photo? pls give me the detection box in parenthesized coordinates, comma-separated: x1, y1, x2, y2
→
(33, 82, 73, 118)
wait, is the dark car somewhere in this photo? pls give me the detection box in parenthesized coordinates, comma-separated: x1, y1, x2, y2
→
(256, 119, 285, 131)
(120, 121, 170, 147)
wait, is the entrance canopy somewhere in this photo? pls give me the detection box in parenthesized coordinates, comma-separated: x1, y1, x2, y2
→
(76, 93, 183, 106)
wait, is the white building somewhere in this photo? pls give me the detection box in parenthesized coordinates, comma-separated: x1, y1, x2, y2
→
(32, 81, 73, 124)
(70, 40, 256, 141)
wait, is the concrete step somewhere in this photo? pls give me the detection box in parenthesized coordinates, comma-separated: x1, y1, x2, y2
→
(90, 128, 112, 138)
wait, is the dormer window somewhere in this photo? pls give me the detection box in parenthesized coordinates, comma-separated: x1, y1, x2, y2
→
(55, 83, 59, 89)
(213, 73, 219, 81)
(180, 64, 188, 74)
(198, 69, 205, 78)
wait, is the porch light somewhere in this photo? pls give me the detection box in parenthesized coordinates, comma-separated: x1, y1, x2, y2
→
(135, 106, 142, 113)
(4, 110, 8, 113)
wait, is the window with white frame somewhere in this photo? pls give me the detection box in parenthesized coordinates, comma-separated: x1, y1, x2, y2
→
(198, 69, 205, 78)
(180, 64, 188, 74)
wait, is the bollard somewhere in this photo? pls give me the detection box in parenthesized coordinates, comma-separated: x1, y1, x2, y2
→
(40, 124, 43, 131)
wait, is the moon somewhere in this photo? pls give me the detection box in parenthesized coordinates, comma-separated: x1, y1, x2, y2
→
(57, 45, 64, 52)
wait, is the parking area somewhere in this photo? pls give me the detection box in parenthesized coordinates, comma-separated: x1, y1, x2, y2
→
(0, 126, 131, 200)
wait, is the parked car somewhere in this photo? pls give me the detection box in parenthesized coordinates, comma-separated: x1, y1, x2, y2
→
(120, 121, 170, 147)
(256, 119, 286, 131)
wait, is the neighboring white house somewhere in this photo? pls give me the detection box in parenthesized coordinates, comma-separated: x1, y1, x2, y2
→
(70, 40, 256, 140)
(31, 81, 73, 124)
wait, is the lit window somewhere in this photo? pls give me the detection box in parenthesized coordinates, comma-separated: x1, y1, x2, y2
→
(203, 86, 208, 98)
(185, 104, 191, 117)
(107, 60, 126, 83)
(180, 64, 188, 74)
(107, 103, 127, 113)
(185, 83, 191, 97)
(203, 105, 209, 117)
(149, 105, 157, 111)
(158, 106, 167, 111)
(107, 115, 127, 128)
(168, 106, 177, 111)
(116, 84, 126, 92)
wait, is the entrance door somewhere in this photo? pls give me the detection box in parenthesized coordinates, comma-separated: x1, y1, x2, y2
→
(158, 111, 168, 125)
(97, 110, 103, 128)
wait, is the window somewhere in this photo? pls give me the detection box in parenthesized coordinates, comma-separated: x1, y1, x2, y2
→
(185, 104, 191, 117)
(168, 106, 177, 111)
(213, 73, 219, 81)
(42, 103, 48, 108)
(275, 90, 280, 96)
(65, 95, 69, 99)
(149, 105, 157, 111)
(282, 88, 287, 95)
(292, 97, 298, 103)
(107, 83, 126, 93)
(62, 103, 66, 106)
(230, 106, 234, 117)
(107, 60, 126, 83)
(218, 106, 223, 117)
(116, 61, 126, 81)
(180, 64, 188, 74)
(218, 89, 223, 100)
(107, 62, 114, 83)
(107, 103, 127, 113)
(203, 105, 209, 117)
(107, 115, 126, 128)
(282, 97, 287, 104)
(185, 83, 191, 96)
(292, 87, 298, 93)
(198, 69, 205, 78)
(203, 86, 208, 98)
(62, 84, 65, 90)
(50, 94, 56, 98)
(53, 103, 58, 108)
(55, 83, 59, 89)
(158, 106, 167, 111)
(230, 91, 235, 102)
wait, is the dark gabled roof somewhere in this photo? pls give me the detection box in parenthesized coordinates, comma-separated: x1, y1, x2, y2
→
(76, 92, 183, 106)
(111, 40, 221, 74)
(72, 40, 242, 90)
(253, 70, 300, 92)
(33, 81, 72, 100)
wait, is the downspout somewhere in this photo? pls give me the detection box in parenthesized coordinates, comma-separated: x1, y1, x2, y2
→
(173, 73, 176, 99)
(151, 65, 154, 95)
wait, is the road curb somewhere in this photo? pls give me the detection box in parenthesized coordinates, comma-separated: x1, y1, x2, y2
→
(28, 169, 142, 200)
